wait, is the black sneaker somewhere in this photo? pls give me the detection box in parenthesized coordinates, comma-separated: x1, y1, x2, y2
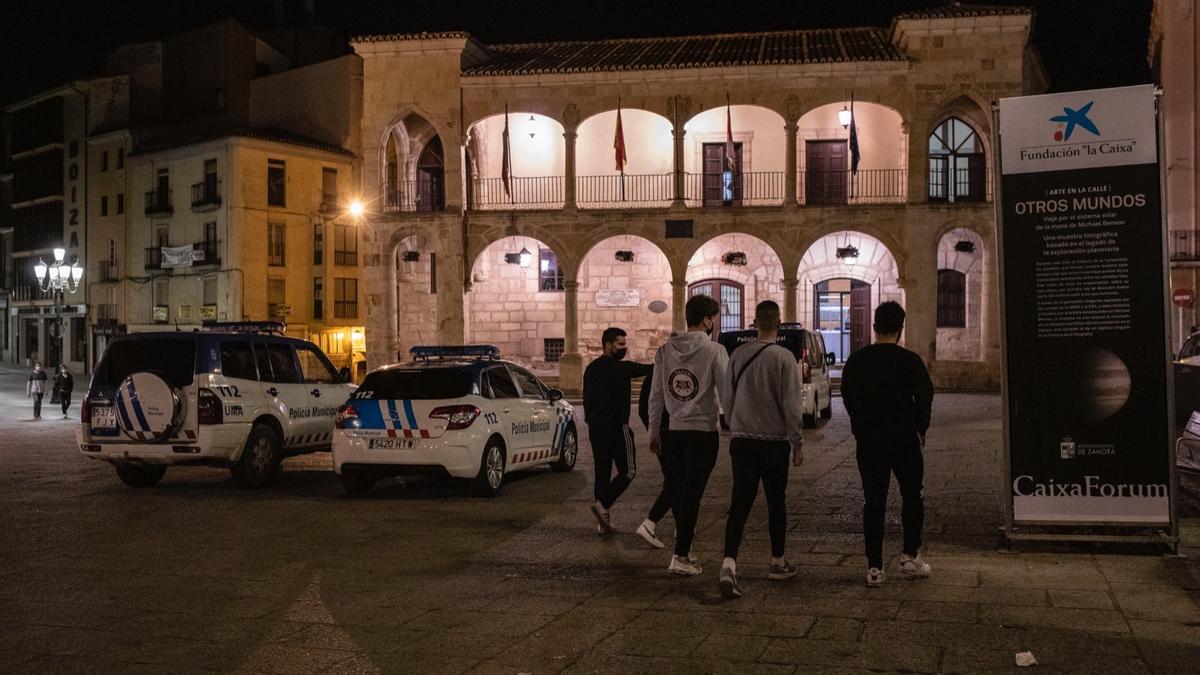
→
(768, 558, 797, 580)
(719, 563, 742, 599)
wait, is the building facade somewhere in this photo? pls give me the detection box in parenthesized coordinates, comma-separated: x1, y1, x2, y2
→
(351, 5, 1047, 391)
(1150, 0, 1200, 348)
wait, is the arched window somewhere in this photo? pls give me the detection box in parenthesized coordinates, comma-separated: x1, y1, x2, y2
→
(416, 137, 445, 212)
(937, 269, 966, 328)
(929, 118, 985, 203)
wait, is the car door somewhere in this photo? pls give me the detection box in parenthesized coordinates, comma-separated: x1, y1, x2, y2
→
(483, 365, 524, 456)
(508, 364, 556, 463)
(216, 339, 263, 425)
(808, 331, 832, 406)
(254, 341, 315, 449)
(294, 343, 345, 448)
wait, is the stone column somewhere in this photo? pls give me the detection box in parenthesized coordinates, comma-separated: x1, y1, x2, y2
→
(784, 121, 798, 205)
(563, 128, 578, 210)
(365, 232, 398, 368)
(672, 127, 686, 206)
(899, 265, 938, 366)
(782, 277, 799, 323)
(671, 277, 687, 333)
(435, 221, 465, 344)
(558, 279, 583, 393)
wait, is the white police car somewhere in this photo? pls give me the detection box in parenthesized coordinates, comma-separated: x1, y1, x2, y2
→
(332, 345, 577, 496)
(77, 322, 355, 488)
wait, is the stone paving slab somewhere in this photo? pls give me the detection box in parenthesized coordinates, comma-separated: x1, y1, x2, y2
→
(0, 367, 1197, 674)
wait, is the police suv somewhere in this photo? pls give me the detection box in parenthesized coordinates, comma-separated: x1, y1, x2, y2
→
(718, 323, 834, 427)
(332, 345, 578, 496)
(78, 322, 354, 488)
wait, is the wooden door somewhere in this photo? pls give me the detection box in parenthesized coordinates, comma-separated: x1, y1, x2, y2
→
(805, 141, 847, 205)
(849, 281, 872, 354)
(688, 279, 743, 339)
(703, 143, 742, 206)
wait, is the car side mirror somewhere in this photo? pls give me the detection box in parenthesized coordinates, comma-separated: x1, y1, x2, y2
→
(825, 353, 836, 366)
(338, 367, 352, 383)
(548, 388, 564, 402)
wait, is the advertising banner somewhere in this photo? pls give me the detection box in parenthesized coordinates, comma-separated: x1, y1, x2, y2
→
(998, 85, 1171, 526)
(161, 245, 194, 269)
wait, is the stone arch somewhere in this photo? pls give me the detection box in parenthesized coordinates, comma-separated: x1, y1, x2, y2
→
(466, 112, 566, 180)
(573, 224, 676, 281)
(796, 221, 907, 281)
(686, 232, 787, 335)
(796, 100, 909, 190)
(576, 234, 675, 362)
(379, 110, 448, 210)
(466, 234, 567, 367)
(467, 224, 576, 284)
(679, 229, 792, 282)
(935, 227, 987, 362)
(682, 104, 788, 177)
(576, 108, 675, 197)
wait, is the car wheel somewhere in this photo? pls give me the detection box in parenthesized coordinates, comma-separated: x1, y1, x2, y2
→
(820, 396, 833, 420)
(114, 463, 166, 487)
(340, 472, 376, 496)
(472, 440, 506, 497)
(231, 424, 283, 488)
(803, 394, 817, 428)
(550, 425, 578, 472)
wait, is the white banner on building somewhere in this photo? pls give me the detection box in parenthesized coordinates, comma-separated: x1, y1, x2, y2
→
(595, 289, 640, 307)
(161, 245, 195, 269)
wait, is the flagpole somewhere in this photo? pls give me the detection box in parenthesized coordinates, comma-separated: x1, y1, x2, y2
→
(619, 97, 626, 202)
(848, 91, 856, 202)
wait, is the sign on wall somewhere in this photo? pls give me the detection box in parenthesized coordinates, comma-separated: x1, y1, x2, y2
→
(595, 289, 641, 308)
(997, 84, 1172, 530)
(161, 245, 195, 269)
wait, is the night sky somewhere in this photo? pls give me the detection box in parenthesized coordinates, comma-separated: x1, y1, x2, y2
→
(0, 0, 1153, 106)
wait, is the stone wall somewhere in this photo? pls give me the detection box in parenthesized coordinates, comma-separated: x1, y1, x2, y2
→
(935, 227, 984, 362)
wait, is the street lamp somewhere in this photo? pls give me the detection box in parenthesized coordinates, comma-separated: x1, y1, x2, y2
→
(347, 198, 365, 218)
(34, 248, 83, 295)
(838, 104, 852, 129)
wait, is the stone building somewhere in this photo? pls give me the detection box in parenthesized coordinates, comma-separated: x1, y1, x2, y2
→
(350, 4, 1047, 392)
(1150, 0, 1200, 348)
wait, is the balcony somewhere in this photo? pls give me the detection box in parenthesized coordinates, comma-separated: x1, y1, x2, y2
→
(319, 192, 343, 214)
(193, 240, 220, 266)
(799, 169, 908, 206)
(10, 285, 52, 302)
(1171, 230, 1198, 262)
(145, 246, 162, 271)
(577, 174, 673, 209)
(145, 189, 173, 217)
(382, 180, 447, 213)
(191, 179, 221, 211)
(684, 171, 787, 207)
(468, 176, 564, 211)
(95, 303, 119, 324)
(98, 259, 119, 282)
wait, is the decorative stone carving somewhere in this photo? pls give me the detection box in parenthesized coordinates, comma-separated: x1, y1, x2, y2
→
(667, 95, 692, 124)
(784, 94, 802, 123)
(562, 102, 580, 127)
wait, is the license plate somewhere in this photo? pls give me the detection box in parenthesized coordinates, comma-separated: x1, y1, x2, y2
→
(369, 438, 415, 450)
(91, 406, 117, 430)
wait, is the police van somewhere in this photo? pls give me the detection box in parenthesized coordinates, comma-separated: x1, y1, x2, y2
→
(332, 345, 577, 496)
(77, 322, 355, 488)
(717, 323, 834, 427)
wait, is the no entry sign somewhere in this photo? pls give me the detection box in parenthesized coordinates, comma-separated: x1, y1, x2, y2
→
(1173, 288, 1194, 308)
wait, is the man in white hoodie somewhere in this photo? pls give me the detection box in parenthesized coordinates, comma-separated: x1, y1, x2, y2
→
(649, 294, 729, 576)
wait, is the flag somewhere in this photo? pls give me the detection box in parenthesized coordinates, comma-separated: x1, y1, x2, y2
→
(614, 104, 627, 172)
(501, 104, 512, 199)
(849, 93, 860, 176)
(725, 101, 736, 173)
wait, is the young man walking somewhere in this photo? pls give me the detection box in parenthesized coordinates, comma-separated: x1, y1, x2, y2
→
(583, 327, 653, 534)
(635, 362, 673, 549)
(648, 294, 729, 575)
(717, 301, 805, 598)
(840, 301, 934, 587)
(27, 361, 47, 420)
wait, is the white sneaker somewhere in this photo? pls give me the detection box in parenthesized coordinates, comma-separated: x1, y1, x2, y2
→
(719, 561, 742, 599)
(591, 502, 615, 535)
(636, 520, 665, 549)
(898, 553, 931, 578)
(866, 567, 885, 587)
(668, 555, 702, 576)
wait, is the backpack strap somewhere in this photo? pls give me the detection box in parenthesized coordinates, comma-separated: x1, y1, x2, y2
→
(731, 343, 774, 403)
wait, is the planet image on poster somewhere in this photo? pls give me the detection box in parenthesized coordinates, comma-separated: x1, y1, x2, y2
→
(1070, 347, 1131, 422)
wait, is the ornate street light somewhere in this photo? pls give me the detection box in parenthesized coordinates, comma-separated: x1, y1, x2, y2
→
(838, 104, 852, 129)
(34, 248, 83, 294)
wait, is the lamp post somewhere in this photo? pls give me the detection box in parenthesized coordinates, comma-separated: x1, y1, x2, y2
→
(33, 248, 83, 349)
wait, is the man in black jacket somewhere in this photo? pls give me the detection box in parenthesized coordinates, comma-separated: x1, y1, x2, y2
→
(583, 327, 653, 534)
(841, 301, 934, 587)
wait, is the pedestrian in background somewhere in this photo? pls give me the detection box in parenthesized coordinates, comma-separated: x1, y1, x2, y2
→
(649, 294, 728, 576)
(718, 300, 804, 599)
(53, 364, 74, 419)
(583, 327, 653, 535)
(26, 361, 47, 420)
(635, 361, 673, 549)
(840, 301, 934, 587)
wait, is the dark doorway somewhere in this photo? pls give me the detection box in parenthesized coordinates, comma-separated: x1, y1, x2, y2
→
(702, 142, 742, 206)
(688, 279, 744, 339)
(44, 318, 62, 368)
(416, 137, 445, 212)
(805, 140, 847, 205)
(813, 278, 872, 362)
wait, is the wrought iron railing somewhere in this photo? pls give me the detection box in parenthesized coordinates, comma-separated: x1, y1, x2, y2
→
(144, 246, 163, 270)
(193, 240, 220, 266)
(98, 259, 119, 282)
(799, 169, 908, 205)
(190, 179, 221, 209)
(382, 180, 447, 213)
(927, 166, 990, 204)
(577, 174, 674, 208)
(469, 176, 564, 210)
(145, 189, 173, 216)
(684, 171, 786, 207)
(320, 192, 343, 213)
(10, 285, 52, 301)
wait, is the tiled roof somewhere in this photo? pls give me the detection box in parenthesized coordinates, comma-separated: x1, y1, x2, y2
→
(461, 28, 904, 76)
(350, 31, 471, 44)
(892, 3, 1032, 21)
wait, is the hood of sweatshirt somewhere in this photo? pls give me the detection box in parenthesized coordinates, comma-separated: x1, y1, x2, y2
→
(667, 330, 713, 358)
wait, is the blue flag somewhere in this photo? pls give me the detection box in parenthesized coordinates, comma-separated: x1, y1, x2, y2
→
(849, 94, 860, 176)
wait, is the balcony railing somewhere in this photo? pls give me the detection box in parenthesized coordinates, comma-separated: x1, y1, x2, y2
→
(193, 240, 220, 266)
(98, 259, 119, 282)
(799, 169, 908, 205)
(145, 189, 173, 216)
(469, 176, 564, 211)
(191, 179, 221, 210)
(10, 285, 53, 302)
(928, 167, 990, 204)
(383, 180, 447, 213)
(95, 303, 119, 323)
(1170, 230, 1197, 262)
(320, 192, 343, 214)
(577, 174, 674, 209)
(684, 171, 787, 207)
(145, 246, 163, 270)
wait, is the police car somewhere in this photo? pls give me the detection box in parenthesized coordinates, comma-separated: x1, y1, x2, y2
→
(332, 345, 577, 496)
(77, 322, 355, 488)
(718, 323, 834, 427)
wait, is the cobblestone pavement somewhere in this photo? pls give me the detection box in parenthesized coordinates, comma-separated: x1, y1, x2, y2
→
(0, 365, 1197, 674)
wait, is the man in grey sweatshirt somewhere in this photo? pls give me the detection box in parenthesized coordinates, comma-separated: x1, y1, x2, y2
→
(649, 294, 729, 576)
(717, 300, 804, 599)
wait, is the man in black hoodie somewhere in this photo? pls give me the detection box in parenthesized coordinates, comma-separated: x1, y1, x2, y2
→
(583, 327, 653, 534)
(841, 301, 934, 588)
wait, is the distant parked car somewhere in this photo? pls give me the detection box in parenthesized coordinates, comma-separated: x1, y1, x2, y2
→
(1173, 331, 1200, 472)
(718, 322, 833, 428)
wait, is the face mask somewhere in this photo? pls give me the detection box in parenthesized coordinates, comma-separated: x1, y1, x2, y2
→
(613, 348, 627, 361)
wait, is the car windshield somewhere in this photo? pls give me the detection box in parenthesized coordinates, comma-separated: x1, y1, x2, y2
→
(93, 338, 197, 388)
(356, 368, 475, 400)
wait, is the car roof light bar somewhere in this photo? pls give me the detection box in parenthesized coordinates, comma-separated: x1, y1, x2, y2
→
(410, 345, 501, 361)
